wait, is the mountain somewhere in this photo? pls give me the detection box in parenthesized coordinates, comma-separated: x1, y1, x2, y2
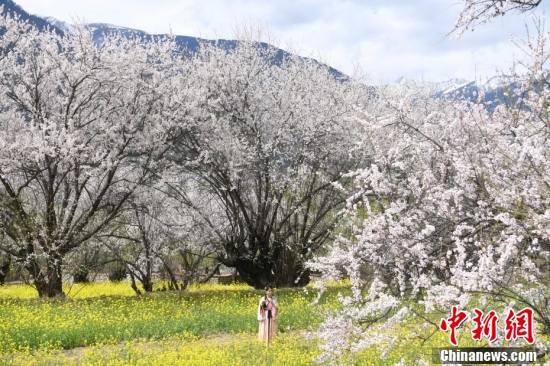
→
(10, 6, 346, 81)
(394, 75, 520, 105)
(67, 21, 349, 80)
(0, 0, 346, 79)
(0, 0, 520, 103)
(0, 0, 60, 32)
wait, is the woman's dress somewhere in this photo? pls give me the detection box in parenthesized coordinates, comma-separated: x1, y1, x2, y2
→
(257, 296, 278, 342)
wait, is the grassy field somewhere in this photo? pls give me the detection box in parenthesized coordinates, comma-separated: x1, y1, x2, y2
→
(0, 281, 547, 365)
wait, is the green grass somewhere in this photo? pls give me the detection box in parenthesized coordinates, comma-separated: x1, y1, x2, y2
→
(0, 281, 548, 365)
(0, 283, 344, 354)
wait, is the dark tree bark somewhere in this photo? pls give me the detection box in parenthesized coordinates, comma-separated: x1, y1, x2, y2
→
(221, 237, 313, 288)
(0, 255, 11, 285)
(226, 256, 310, 289)
(108, 266, 127, 282)
(160, 260, 185, 291)
(27, 255, 65, 297)
(201, 262, 222, 283)
(73, 268, 89, 283)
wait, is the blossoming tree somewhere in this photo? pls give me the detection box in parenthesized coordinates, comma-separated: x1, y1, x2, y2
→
(309, 20, 550, 366)
(168, 29, 368, 288)
(0, 11, 181, 297)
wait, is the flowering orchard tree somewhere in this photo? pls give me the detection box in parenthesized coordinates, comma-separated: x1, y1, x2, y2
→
(308, 25, 550, 364)
(101, 184, 218, 294)
(0, 11, 182, 297)
(451, 0, 543, 37)
(168, 28, 368, 288)
(101, 192, 170, 294)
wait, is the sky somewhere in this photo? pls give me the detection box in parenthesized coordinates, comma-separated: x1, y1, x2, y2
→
(12, 0, 548, 83)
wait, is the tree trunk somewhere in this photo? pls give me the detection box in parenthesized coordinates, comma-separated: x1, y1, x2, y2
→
(73, 268, 89, 283)
(142, 277, 153, 292)
(128, 271, 142, 295)
(0, 256, 10, 285)
(127, 268, 153, 294)
(161, 260, 185, 291)
(224, 244, 311, 288)
(200, 262, 222, 284)
(108, 266, 127, 282)
(33, 259, 65, 298)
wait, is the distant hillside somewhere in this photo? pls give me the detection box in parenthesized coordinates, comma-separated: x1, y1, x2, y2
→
(2, 0, 522, 104)
(0, 0, 347, 81)
(394, 75, 523, 107)
(65, 22, 348, 80)
(0, 0, 61, 32)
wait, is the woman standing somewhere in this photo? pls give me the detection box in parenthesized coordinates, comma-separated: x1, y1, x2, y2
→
(257, 286, 278, 343)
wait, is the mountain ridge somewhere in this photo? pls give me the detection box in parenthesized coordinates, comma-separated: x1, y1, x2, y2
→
(1, 0, 519, 104)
